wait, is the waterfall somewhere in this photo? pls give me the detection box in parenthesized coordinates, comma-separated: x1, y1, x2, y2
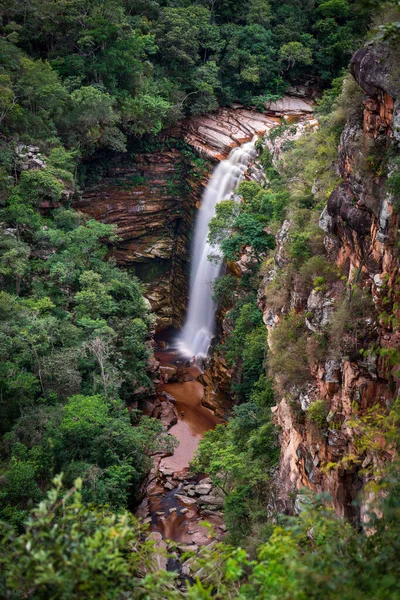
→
(176, 137, 257, 358)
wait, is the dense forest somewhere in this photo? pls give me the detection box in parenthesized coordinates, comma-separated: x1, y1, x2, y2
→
(1, 0, 400, 598)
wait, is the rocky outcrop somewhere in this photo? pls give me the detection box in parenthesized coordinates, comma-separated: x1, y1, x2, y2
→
(15, 144, 46, 171)
(264, 95, 314, 117)
(200, 354, 232, 418)
(267, 42, 400, 523)
(350, 43, 400, 138)
(74, 149, 203, 329)
(177, 107, 281, 160)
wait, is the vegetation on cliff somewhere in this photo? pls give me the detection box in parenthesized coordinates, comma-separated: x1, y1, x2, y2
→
(195, 16, 399, 561)
(1, 0, 400, 597)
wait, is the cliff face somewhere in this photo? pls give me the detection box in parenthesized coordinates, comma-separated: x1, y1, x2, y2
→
(74, 149, 201, 329)
(262, 43, 400, 522)
(75, 104, 312, 329)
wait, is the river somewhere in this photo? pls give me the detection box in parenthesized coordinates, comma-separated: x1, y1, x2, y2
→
(142, 345, 223, 547)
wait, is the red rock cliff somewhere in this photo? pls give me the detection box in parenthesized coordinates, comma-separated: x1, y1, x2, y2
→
(263, 42, 400, 522)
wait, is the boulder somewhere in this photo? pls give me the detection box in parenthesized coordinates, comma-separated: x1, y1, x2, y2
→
(158, 465, 174, 478)
(178, 544, 199, 553)
(160, 400, 178, 429)
(174, 494, 197, 505)
(194, 483, 212, 496)
(351, 43, 400, 100)
(197, 494, 224, 506)
(264, 95, 314, 115)
(148, 532, 168, 571)
(160, 364, 177, 383)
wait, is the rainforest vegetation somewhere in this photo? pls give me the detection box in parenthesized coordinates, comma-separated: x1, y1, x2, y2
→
(0, 0, 400, 597)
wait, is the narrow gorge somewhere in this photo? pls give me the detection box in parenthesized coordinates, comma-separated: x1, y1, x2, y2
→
(72, 45, 400, 552)
(73, 100, 318, 554)
(1, 1, 400, 597)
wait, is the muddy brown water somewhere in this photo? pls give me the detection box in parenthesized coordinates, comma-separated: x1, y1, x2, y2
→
(160, 379, 219, 472)
(147, 348, 222, 544)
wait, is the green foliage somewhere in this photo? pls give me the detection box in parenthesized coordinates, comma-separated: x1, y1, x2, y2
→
(209, 197, 275, 262)
(221, 299, 266, 399)
(0, 477, 180, 599)
(1, 393, 176, 518)
(386, 162, 400, 211)
(298, 255, 341, 295)
(0, 82, 171, 522)
(192, 382, 279, 546)
(279, 42, 313, 70)
(0, 0, 374, 150)
(328, 288, 376, 359)
(269, 311, 311, 392)
(307, 399, 329, 428)
(208, 174, 287, 264)
(3, 470, 400, 599)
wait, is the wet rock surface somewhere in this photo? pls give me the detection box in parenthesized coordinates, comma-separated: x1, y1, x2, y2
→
(74, 150, 200, 330)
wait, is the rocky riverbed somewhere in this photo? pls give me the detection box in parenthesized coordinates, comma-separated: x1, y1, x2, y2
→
(137, 343, 226, 561)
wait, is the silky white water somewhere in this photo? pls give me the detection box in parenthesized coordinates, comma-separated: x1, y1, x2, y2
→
(176, 138, 257, 358)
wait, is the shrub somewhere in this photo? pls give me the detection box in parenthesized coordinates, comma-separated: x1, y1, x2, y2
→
(297, 255, 340, 296)
(307, 399, 329, 428)
(268, 312, 312, 391)
(386, 167, 400, 212)
(264, 269, 292, 312)
(328, 288, 376, 358)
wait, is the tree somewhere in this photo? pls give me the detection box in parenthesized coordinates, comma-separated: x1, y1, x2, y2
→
(1, 477, 180, 599)
(0, 234, 30, 295)
(247, 0, 272, 27)
(62, 86, 126, 155)
(84, 337, 121, 400)
(279, 41, 313, 70)
(0, 74, 18, 126)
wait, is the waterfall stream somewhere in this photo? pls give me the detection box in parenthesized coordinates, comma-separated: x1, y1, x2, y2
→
(176, 137, 257, 358)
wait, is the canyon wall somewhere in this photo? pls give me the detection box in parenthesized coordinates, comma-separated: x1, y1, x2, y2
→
(74, 148, 203, 330)
(258, 42, 400, 522)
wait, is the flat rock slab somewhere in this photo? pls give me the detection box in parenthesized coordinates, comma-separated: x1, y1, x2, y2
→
(178, 544, 199, 553)
(264, 95, 314, 115)
(194, 484, 212, 496)
(178, 108, 281, 160)
(174, 494, 197, 505)
(197, 495, 224, 506)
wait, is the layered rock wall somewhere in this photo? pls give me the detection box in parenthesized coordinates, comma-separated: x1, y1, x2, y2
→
(74, 149, 200, 329)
